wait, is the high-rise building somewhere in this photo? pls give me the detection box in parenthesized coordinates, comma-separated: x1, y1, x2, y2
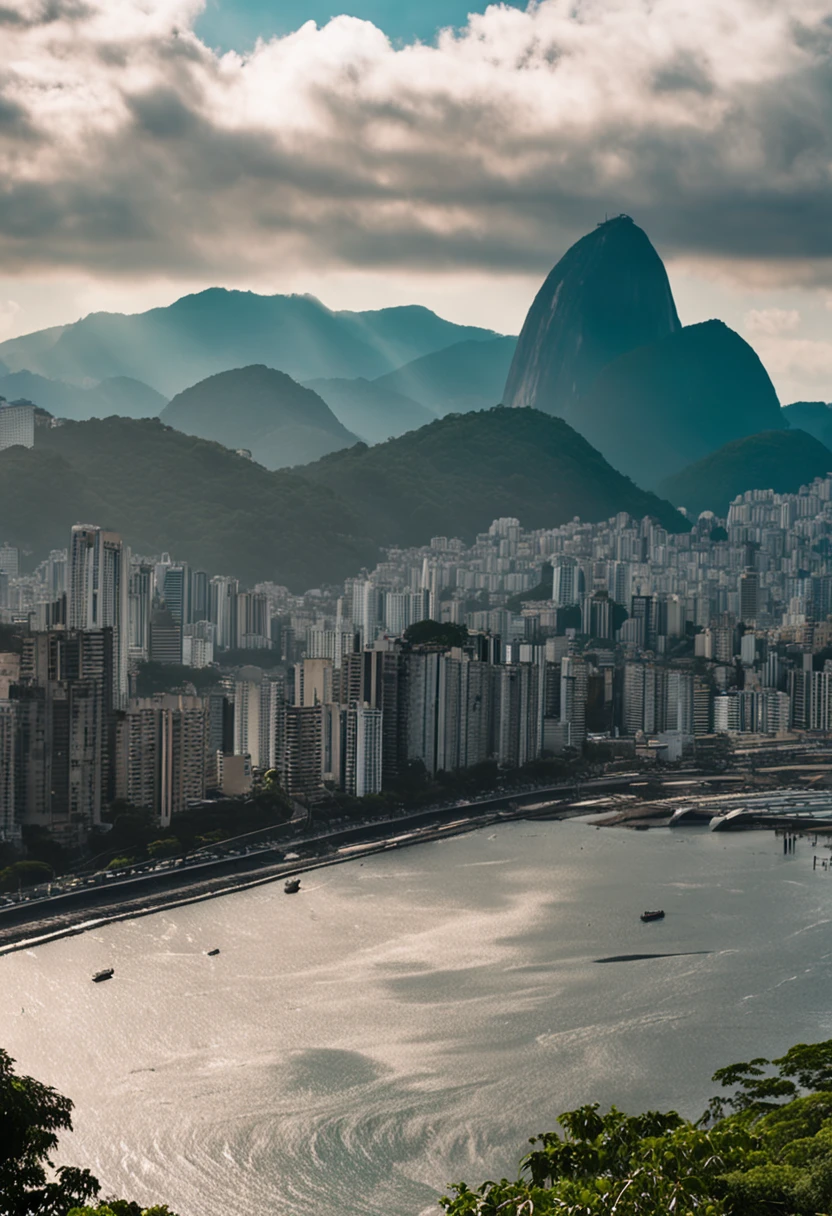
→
(497, 662, 540, 767)
(739, 568, 760, 625)
(68, 525, 129, 705)
(552, 557, 580, 606)
(629, 595, 655, 650)
(581, 591, 613, 639)
(0, 542, 20, 578)
(560, 655, 588, 747)
(13, 628, 113, 847)
(0, 700, 18, 843)
(280, 704, 323, 796)
(344, 704, 383, 797)
(190, 571, 211, 623)
(209, 575, 239, 650)
(0, 401, 35, 450)
(128, 562, 153, 661)
(149, 606, 182, 665)
(236, 591, 270, 649)
(182, 620, 215, 668)
(115, 694, 212, 827)
(163, 564, 190, 629)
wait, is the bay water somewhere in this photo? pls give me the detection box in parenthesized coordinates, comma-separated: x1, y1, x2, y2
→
(1, 820, 830, 1216)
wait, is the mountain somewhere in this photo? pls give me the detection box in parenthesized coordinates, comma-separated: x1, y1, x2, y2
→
(160, 365, 359, 469)
(574, 320, 784, 487)
(0, 370, 166, 420)
(782, 402, 832, 448)
(0, 418, 375, 590)
(374, 336, 517, 415)
(0, 290, 500, 397)
(0, 409, 687, 590)
(305, 377, 435, 443)
(299, 406, 689, 546)
(503, 215, 680, 417)
(657, 429, 832, 517)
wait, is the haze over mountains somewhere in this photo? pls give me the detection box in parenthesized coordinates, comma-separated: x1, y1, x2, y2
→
(0, 290, 500, 398)
(3, 213, 831, 558)
(160, 366, 359, 469)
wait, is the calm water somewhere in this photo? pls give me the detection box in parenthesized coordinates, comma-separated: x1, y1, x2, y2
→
(2, 821, 831, 1216)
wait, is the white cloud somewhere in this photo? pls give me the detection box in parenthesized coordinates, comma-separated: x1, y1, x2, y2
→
(745, 307, 801, 335)
(1, 0, 832, 285)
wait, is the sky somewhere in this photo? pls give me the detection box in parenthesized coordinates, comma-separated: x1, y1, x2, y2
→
(3, 0, 832, 402)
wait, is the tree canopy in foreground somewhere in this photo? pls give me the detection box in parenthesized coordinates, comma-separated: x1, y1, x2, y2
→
(441, 1040, 832, 1215)
(7, 1040, 832, 1214)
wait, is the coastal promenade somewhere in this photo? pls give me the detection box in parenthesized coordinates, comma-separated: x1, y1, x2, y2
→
(2, 756, 830, 955)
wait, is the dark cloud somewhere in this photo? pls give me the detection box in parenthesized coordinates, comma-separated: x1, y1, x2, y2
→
(2, 0, 832, 285)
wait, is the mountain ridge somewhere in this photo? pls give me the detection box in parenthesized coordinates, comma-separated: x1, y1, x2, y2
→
(0, 289, 502, 398)
(657, 428, 832, 516)
(159, 364, 359, 469)
(0, 408, 687, 589)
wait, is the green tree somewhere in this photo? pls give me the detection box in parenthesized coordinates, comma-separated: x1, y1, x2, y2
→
(0, 861, 53, 893)
(441, 1039, 832, 1216)
(0, 1048, 99, 1216)
(0, 1050, 178, 1216)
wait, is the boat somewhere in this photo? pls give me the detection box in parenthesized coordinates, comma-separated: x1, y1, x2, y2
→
(91, 968, 114, 983)
(206, 948, 220, 957)
(284, 877, 301, 894)
(640, 910, 665, 922)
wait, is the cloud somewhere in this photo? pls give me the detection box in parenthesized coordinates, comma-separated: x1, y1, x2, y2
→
(2, 0, 832, 284)
(745, 307, 801, 335)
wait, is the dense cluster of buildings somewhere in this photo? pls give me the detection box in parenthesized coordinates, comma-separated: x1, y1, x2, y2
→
(5, 471, 832, 848)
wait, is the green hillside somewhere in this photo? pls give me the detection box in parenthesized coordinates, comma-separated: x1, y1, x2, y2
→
(1, 408, 686, 589)
(657, 428, 832, 516)
(0, 419, 375, 589)
(300, 406, 688, 546)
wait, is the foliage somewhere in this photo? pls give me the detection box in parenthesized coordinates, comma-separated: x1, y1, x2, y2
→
(0, 622, 25, 654)
(442, 1039, 832, 1216)
(658, 428, 832, 517)
(0, 861, 53, 893)
(68, 1207, 176, 1216)
(215, 647, 283, 670)
(133, 662, 221, 698)
(0, 1051, 177, 1216)
(146, 838, 180, 859)
(105, 856, 137, 872)
(0, 1048, 99, 1216)
(0, 409, 686, 591)
(404, 620, 468, 648)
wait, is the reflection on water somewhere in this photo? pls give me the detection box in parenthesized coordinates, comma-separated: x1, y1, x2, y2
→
(1, 821, 831, 1216)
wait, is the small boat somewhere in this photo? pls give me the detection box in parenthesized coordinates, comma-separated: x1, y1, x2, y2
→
(640, 910, 665, 923)
(92, 967, 114, 983)
(206, 948, 220, 957)
(284, 877, 301, 894)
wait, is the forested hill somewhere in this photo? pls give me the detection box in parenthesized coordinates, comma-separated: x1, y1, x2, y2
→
(0, 409, 686, 589)
(299, 407, 689, 546)
(657, 428, 832, 517)
(0, 419, 375, 590)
